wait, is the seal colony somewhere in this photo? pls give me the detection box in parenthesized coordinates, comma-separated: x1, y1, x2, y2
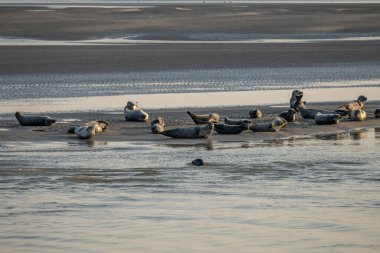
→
(13, 94, 379, 140)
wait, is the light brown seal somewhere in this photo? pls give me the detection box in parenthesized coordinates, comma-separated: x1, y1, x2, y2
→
(350, 110, 367, 121)
(314, 113, 343, 125)
(67, 126, 96, 139)
(214, 122, 250, 135)
(187, 111, 219, 124)
(151, 117, 165, 134)
(15, 111, 56, 126)
(224, 117, 251, 125)
(248, 109, 262, 118)
(161, 122, 214, 139)
(339, 95, 367, 112)
(86, 120, 108, 134)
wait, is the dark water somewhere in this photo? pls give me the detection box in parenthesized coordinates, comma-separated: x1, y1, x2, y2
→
(1, 128, 380, 252)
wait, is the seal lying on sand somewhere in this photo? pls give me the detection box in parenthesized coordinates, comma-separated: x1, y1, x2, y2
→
(124, 102, 149, 122)
(224, 117, 251, 125)
(339, 95, 367, 112)
(290, 90, 306, 111)
(151, 117, 165, 134)
(86, 120, 108, 134)
(297, 106, 347, 120)
(249, 117, 287, 132)
(67, 126, 96, 139)
(214, 122, 250, 135)
(350, 110, 367, 121)
(375, 109, 380, 118)
(315, 113, 343, 125)
(248, 109, 262, 118)
(15, 112, 56, 126)
(161, 122, 214, 139)
(278, 108, 297, 122)
(187, 111, 219, 124)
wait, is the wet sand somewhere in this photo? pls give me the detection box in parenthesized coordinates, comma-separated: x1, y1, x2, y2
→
(1, 102, 379, 143)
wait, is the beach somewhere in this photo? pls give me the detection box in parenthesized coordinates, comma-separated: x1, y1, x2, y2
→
(1, 2, 380, 253)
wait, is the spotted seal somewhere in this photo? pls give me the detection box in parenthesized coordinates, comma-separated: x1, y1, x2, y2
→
(67, 126, 96, 139)
(86, 120, 108, 134)
(248, 109, 262, 118)
(151, 117, 165, 134)
(224, 117, 251, 125)
(375, 109, 380, 118)
(339, 95, 367, 112)
(187, 111, 219, 125)
(214, 122, 250, 135)
(314, 113, 343, 125)
(278, 108, 297, 122)
(15, 111, 56, 126)
(350, 109, 367, 121)
(124, 103, 149, 122)
(249, 117, 287, 132)
(290, 90, 306, 111)
(161, 122, 214, 139)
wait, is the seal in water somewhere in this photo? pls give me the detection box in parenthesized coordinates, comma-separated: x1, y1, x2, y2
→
(339, 95, 367, 112)
(15, 112, 56, 126)
(350, 109, 367, 121)
(192, 159, 204, 166)
(249, 117, 287, 132)
(67, 126, 96, 139)
(278, 108, 297, 122)
(314, 113, 343, 125)
(86, 120, 108, 134)
(290, 90, 306, 111)
(124, 104, 149, 122)
(224, 117, 251, 125)
(161, 122, 214, 139)
(151, 117, 165, 134)
(214, 122, 250, 135)
(375, 109, 380, 118)
(248, 109, 262, 118)
(187, 111, 219, 124)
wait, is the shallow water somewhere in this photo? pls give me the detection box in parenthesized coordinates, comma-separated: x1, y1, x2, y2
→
(1, 128, 380, 252)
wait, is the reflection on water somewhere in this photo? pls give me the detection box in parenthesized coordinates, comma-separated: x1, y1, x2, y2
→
(0, 129, 380, 253)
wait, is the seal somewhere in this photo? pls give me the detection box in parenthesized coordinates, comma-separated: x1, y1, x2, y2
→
(15, 111, 56, 126)
(339, 95, 367, 112)
(278, 108, 297, 122)
(151, 117, 165, 134)
(124, 104, 149, 122)
(350, 109, 367, 121)
(126, 101, 140, 110)
(86, 120, 108, 134)
(224, 117, 251, 125)
(214, 122, 250, 135)
(187, 111, 219, 124)
(192, 159, 205, 166)
(375, 109, 380, 118)
(290, 90, 306, 111)
(298, 106, 349, 120)
(248, 109, 262, 118)
(249, 117, 287, 132)
(67, 125, 96, 139)
(314, 113, 343, 125)
(161, 122, 214, 139)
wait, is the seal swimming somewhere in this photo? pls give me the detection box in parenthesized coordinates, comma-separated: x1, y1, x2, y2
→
(339, 95, 367, 112)
(249, 117, 287, 132)
(161, 122, 214, 139)
(151, 117, 165, 134)
(67, 125, 96, 139)
(314, 113, 343, 125)
(350, 109, 367, 121)
(224, 117, 251, 125)
(124, 102, 149, 122)
(214, 122, 250, 135)
(248, 109, 262, 118)
(278, 108, 297, 122)
(15, 112, 56, 126)
(375, 109, 380, 118)
(187, 111, 219, 124)
(86, 120, 108, 134)
(290, 90, 306, 111)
